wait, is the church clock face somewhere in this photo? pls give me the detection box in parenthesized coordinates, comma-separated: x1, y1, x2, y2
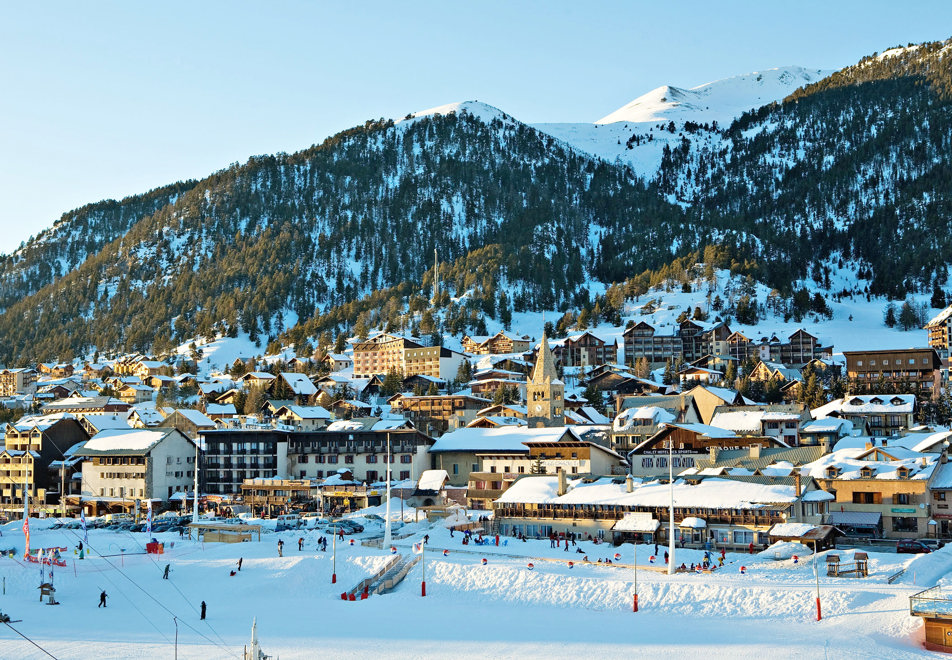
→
(534, 404, 543, 412)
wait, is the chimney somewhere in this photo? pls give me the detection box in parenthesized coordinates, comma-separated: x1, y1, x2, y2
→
(864, 441, 872, 451)
(709, 446, 719, 463)
(749, 444, 761, 460)
(626, 474, 634, 493)
(557, 467, 568, 496)
(794, 471, 802, 497)
(820, 438, 830, 455)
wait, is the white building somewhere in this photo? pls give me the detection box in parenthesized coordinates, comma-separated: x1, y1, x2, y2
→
(76, 428, 198, 511)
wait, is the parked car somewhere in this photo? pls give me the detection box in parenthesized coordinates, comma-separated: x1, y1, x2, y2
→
(917, 538, 945, 552)
(897, 539, 932, 554)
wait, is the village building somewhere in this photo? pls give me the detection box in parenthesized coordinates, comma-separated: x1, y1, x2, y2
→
(320, 353, 352, 372)
(461, 332, 532, 355)
(75, 427, 198, 513)
(286, 428, 433, 483)
(813, 394, 917, 438)
(430, 426, 578, 487)
(493, 472, 831, 548)
(351, 332, 465, 381)
(799, 417, 858, 446)
(627, 423, 789, 478)
(526, 333, 564, 428)
(157, 409, 217, 439)
(273, 405, 332, 431)
(389, 393, 490, 437)
(708, 404, 809, 446)
(0, 367, 37, 396)
(610, 406, 677, 455)
(622, 319, 732, 367)
(843, 348, 941, 399)
(803, 444, 938, 539)
(42, 395, 130, 415)
(546, 332, 618, 368)
(0, 414, 88, 517)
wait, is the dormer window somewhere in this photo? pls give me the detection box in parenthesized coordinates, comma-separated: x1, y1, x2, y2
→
(849, 397, 864, 406)
(896, 467, 910, 479)
(870, 397, 883, 405)
(890, 397, 904, 406)
(860, 467, 874, 478)
(825, 466, 839, 478)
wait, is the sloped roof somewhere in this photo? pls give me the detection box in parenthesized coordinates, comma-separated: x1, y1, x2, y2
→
(75, 428, 184, 455)
(431, 427, 576, 453)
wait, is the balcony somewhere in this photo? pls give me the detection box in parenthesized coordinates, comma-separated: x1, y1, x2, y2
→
(911, 586, 952, 618)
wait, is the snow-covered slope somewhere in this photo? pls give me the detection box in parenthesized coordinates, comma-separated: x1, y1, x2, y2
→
(596, 66, 832, 126)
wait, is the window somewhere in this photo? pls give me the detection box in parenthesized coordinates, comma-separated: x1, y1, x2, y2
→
(401, 455, 412, 464)
(452, 464, 459, 475)
(937, 492, 947, 501)
(892, 517, 918, 532)
(883, 360, 889, 366)
(909, 358, 916, 365)
(852, 491, 880, 504)
(345, 455, 354, 464)
(299, 455, 308, 463)
(895, 493, 911, 504)
(327, 455, 338, 464)
(857, 360, 863, 366)
(472, 463, 478, 473)
(366, 470, 378, 482)
(400, 471, 410, 480)
(870, 360, 876, 366)
(366, 455, 377, 464)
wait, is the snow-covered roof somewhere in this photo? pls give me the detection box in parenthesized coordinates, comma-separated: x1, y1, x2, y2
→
(801, 418, 853, 434)
(768, 523, 817, 537)
(174, 409, 216, 427)
(813, 394, 916, 417)
(497, 475, 801, 509)
(613, 406, 676, 431)
(279, 372, 318, 396)
(579, 406, 611, 425)
(910, 431, 952, 454)
(206, 403, 237, 416)
(612, 512, 660, 532)
(77, 428, 178, 454)
(417, 469, 449, 491)
(666, 423, 736, 439)
(431, 427, 576, 453)
(280, 405, 331, 420)
(709, 410, 764, 433)
(679, 516, 706, 528)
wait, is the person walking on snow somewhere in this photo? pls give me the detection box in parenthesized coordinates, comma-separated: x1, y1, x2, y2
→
(163, 564, 170, 579)
(98, 590, 108, 608)
(664, 551, 669, 564)
(200, 600, 206, 620)
(237, 557, 243, 571)
(298, 537, 304, 551)
(277, 540, 284, 557)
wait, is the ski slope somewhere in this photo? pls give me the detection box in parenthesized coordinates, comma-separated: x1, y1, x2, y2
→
(0, 515, 944, 658)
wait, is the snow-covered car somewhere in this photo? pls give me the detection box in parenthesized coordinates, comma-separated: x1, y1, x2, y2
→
(917, 538, 945, 552)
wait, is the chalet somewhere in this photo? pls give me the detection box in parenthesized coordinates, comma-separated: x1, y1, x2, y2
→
(205, 403, 238, 420)
(622, 320, 732, 367)
(616, 393, 701, 425)
(693, 444, 829, 475)
(83, 363, 113, 380)
(38, 363, 75, 378)
(117, 383, 154, 404)
(75, 428, 198, 513)
(813, 394, 917, 438)
(709, 404, 809, 446)
(128, 406, 171, 428)
(548, 332, 618, 368)
(327, 398, 373, 419)
(273, 405, 332, 431)
(41, 396, 130, 415)
(403, 374, 447, 393)
(133, 360, 168, 379)
(320, 353, 352, 372)
(461, 332, 532, 355)
(157, 409, 217, 439)
(749, 360, 802, 384)
(628, 423, 788, 478)
(409, 469, 450, 508)
(240, 372, 277, 390)
(929, 458, 952, 537)
(469, 376, 526, 401)
(389, 394, 490, 436)
(466, 415, 527, 429)
(684, 384, 745, 425)
(313, 374, 352, 397)
(610, 405, 676, 454)
(799, 417, 857, 447)
(678, 365, 723, 386)
(77, 413, 132, 437)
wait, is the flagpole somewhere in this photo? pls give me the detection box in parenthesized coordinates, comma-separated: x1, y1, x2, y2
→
(667, 437, 675, 576)
(384, 434, 392, 550)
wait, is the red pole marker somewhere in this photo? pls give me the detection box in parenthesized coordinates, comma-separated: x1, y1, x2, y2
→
(633, 593, 639, 612)
(421, 581, 427, 597)
(816, 597, 822, 621)
(332, 573, 337, 584)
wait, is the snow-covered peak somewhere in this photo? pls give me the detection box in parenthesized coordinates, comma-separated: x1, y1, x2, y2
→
(400, 100, 513, 126)
(596, 66, 833, 126)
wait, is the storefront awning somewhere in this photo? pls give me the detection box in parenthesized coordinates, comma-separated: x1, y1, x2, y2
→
(828, 511, 882, 527)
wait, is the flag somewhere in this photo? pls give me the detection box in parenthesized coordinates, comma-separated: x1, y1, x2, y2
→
(412, 542, 423, 554)
(146, 500, 153, 536)
(22, 517, 30, 558)
(80, 508, 88, 544)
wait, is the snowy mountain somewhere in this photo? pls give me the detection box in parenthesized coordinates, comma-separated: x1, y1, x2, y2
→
(533, 66, 832, 179)
(595, 66, 831, 126)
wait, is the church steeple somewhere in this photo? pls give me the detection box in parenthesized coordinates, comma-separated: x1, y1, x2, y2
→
(527, 331, 564, 428)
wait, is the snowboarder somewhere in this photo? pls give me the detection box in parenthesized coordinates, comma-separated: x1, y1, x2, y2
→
(163, 564, 170, 579)
(298, 537, 304, 551)
(237, 557, 243, 571)
(277, 540, 284, 557)
(98, 590, 107, 608)
(200, 600, 206, 620)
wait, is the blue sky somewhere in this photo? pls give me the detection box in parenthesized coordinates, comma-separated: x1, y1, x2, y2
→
(3, 1, 952, 253)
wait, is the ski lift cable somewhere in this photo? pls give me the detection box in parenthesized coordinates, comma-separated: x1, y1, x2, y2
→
(2, 620, 60, 659)
(64, 531, 239, 659)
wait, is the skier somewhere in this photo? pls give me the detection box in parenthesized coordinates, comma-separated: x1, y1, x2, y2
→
(237, 557, 243, 571)
(200, 600, 206, 620)
(98, 590, 107, 608)
(277, 540, 284, 557)
(163, 564, 170, 579)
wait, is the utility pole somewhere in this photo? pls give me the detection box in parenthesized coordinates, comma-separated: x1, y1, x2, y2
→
(192, 441, 199, 524)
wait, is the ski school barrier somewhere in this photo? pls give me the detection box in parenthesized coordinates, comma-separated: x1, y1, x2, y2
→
(374, 555, 421, 595)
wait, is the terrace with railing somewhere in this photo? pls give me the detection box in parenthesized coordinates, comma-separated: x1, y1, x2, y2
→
(911, 586, 952, 618)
